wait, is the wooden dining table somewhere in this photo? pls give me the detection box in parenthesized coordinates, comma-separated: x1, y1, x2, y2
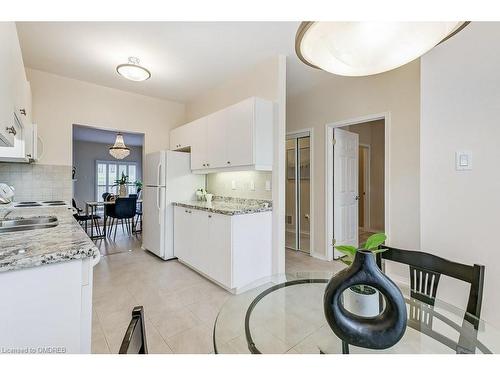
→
(84, 199, 142, 240)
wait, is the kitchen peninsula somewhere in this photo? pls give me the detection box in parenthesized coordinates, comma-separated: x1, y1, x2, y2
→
(0, 202, 100, 353)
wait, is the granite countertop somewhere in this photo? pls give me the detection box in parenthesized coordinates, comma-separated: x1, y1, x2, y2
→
(173, 196, 272, 216)
(0, 203, 99, 273)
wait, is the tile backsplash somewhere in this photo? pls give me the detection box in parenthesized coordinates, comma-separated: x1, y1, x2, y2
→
(0, 163, 72, 202)
(206, 171, 272, 200)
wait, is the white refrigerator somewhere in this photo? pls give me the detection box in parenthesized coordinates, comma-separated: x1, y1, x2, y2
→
(142, 150, 205, 260)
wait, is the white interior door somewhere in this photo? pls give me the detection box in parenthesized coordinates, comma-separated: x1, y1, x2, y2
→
(333, 128, 359, 258)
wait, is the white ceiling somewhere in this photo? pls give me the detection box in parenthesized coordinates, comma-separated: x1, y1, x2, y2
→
(73, 125, 144, 146)
(16, 22, 331, 102)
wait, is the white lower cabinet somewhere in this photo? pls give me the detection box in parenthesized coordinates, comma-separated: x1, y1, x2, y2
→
(174, 206, 272, 293)
(0, 256, 98, 353)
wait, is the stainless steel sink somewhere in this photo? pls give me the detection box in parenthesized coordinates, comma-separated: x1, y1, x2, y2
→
(0, 216, 59, 233)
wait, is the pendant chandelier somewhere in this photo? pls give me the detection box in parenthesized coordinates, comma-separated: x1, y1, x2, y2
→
(295, 22, 469, 77)
(109, 133, 130, 160)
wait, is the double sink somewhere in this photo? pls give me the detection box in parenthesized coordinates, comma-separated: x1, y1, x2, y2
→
(0, 216, 59, 234)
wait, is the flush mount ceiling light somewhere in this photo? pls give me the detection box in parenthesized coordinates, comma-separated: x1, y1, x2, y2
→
(295, 22, 469, 77)
(109, 133, 130, 159)
(116, 56, 151, 82)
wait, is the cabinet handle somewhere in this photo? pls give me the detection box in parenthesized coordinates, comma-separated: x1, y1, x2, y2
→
(207, 163, 210, 167)
(20, 108, 26, 116)
(227, 161, 231, 164)
(185, 209, 188, 213)
(5, 126, 16, 136)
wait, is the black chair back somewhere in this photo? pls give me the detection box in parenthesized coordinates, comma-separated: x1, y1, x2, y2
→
(102, 193, 115, 217)
(114, 197, 137, 219)
(119, 306, 148, 354)
(377, 247, 485, 321)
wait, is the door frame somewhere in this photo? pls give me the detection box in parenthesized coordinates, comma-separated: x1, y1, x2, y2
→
(286, 128, 314, 255)
(359, 144, 371, 230)
(325, 112, 391, 260)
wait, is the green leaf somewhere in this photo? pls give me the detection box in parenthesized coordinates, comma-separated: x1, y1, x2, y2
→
(364, 233, 387, 250)
(334, 245, 357, 256)
(372, 247, 388, 254)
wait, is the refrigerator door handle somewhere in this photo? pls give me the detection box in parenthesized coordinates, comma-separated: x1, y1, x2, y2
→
(157, 189, 162, 225)
(157, 162, 162, 186)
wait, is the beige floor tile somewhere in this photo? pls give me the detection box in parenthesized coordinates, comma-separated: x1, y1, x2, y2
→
(166, 324, 213, 354)
(91, 244, 344, 354)
(153, 307, 202, 339)
(91, 321, 110, 354)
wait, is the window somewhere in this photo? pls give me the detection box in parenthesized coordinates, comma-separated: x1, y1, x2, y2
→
(96, 160, 139, 201)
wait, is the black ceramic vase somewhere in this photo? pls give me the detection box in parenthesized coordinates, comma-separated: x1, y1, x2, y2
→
(323, 250, 407, 350)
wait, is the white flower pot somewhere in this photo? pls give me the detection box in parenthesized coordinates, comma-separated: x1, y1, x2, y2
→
(119, 185, 127, 197)
(343, 286, 380, 317)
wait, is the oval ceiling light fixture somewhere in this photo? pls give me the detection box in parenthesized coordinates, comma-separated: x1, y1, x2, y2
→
(116, 56, 151, 82)
(109, 133, 130, 160)
(296, 22, 469, 77)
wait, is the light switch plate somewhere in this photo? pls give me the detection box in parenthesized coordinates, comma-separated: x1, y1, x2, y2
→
(250, 180, 255, 191)
(231, 180, 236, 190)
(265, 180, 271, 191)
(455, 151, 472, 171)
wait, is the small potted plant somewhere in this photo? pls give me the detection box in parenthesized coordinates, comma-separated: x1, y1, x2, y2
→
(196, 188, 206, 201)
(114, 172, 129, 197)
(334, 233, 387, 317)
(135, 179, 143, 198)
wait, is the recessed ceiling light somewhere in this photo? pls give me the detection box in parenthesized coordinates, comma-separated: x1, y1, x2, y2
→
(295, 22, 469, 77)
(116, 56, 151, 82)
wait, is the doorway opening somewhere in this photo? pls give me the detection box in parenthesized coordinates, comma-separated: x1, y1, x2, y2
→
(326, 115, 388, 260)
(285, 131, 311, 254)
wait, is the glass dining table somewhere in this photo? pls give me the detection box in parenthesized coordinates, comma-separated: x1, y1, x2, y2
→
(213, 272, 500, 354)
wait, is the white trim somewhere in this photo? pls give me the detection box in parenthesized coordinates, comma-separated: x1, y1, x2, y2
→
(359, 143, 371, 230)
(325, 112, 391, 260)
(285, 128, 314, 257)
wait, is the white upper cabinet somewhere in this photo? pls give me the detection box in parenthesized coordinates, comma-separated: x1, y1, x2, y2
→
(170, 120, 196, 151)
(170, 97, 274, 173)
(0, 22, 34, 161)
(0, 23, 16, 147)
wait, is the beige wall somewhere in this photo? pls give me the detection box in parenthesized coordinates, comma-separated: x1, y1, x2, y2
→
(27, 68, 185, 166)
(206, 171, 272, 200)
(421, 22, 500, 326)
(185, 56, 287, 273)
(348, 120, 385, 231)
(287, 59, 420, 260)
(186, 57, 283, 122)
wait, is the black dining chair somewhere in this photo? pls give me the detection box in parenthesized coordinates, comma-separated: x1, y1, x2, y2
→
(72, 198, 102, 236)
(128, 194, 142, 234)
(108, 197, 137, 240)
(119, 306, 148, 354)
(102, 193, 115, 233)
(376, 247, 485, 323)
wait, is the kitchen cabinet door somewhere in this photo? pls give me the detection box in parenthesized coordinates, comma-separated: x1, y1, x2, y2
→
(190, 209, 209, 273)
(170, 122, 195, 151)
(204, 111, 227, 169)
(174, 206, 192, 263)
(207, 212, 232, 287)
(223, 99, 255, 168)
(190, 118, 209, 170)
(0, 23, 15, 147)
